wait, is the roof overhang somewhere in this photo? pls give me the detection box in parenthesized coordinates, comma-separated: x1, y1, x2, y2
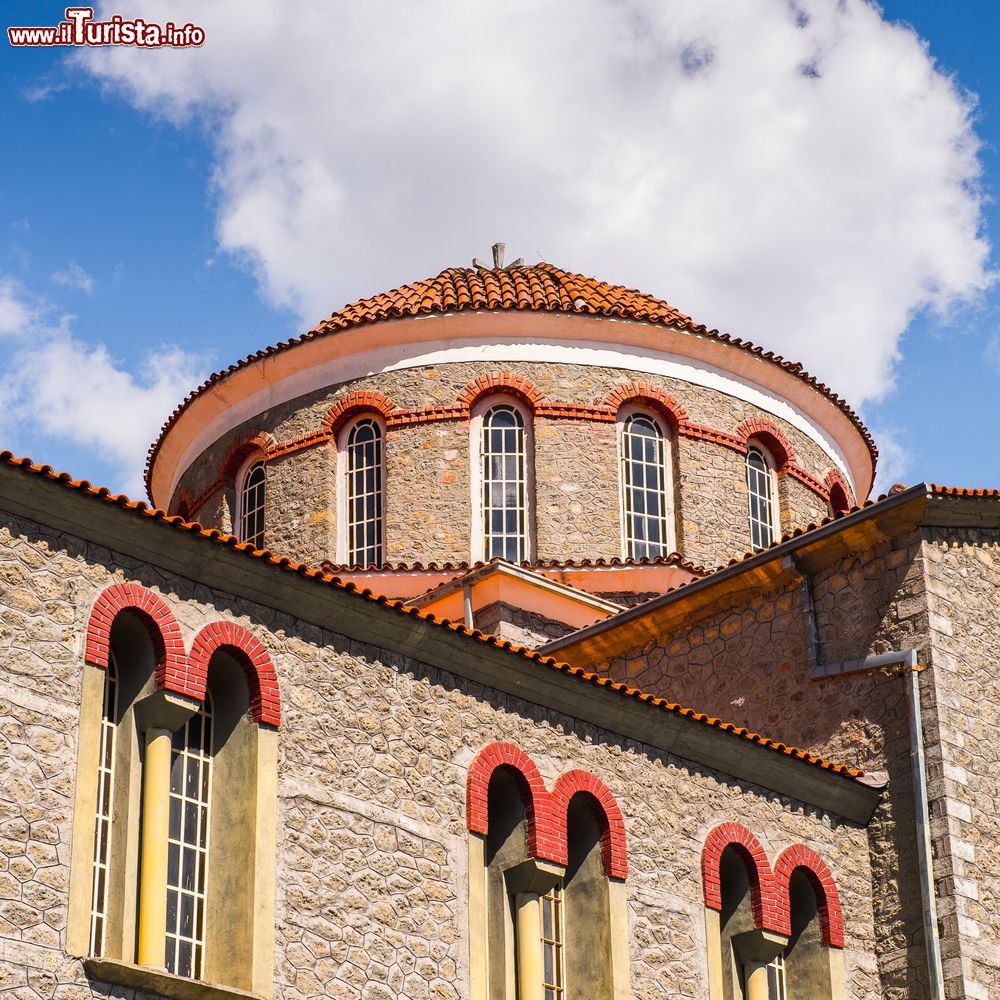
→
(408, 559, 624, 631)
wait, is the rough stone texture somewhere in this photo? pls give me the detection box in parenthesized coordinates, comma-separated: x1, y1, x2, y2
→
(171, 361, 845, 571)
(473, 601, 575, 647)
(921, 527, 1000, 1000)
(0, 505, 881, 999)
(596, 532, 935, 999)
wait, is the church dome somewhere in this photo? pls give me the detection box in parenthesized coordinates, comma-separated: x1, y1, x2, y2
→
(148, 259, 877, 574)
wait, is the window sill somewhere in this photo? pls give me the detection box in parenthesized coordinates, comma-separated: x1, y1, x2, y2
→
(84, 958, 264, 1000)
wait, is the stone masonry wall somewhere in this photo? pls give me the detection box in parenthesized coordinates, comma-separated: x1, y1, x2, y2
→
(597, 531, 934, 999)
(921, 526, 1000, 1000)
(0, 503, 882, 999)
(171, 360, 847, 571)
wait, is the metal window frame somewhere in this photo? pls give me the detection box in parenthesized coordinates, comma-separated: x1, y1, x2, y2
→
(620, 411, 672, 559)
(746, 445, 777, 551)
(89, 650, 118, 958)
(238, 459, 266, 549)
(481, 403, 529, 562)
(346, 417, 384, 567)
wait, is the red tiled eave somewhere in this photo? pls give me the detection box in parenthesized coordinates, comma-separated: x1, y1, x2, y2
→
(144, 262, 878, 498)
(1, 448, 865, 783)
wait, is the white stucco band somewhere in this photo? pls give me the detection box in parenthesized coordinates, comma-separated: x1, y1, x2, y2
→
(152, 311, 873, 505)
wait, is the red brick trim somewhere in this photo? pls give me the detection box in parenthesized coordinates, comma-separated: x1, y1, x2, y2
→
(187, 622, 281, 727)
(786, 464, 827, 495)
(222, 432, 276, 481)
(605, 382, 687, 432)
(386, 405, 467, 429)
(702, 823, 778, 932)
(736, 418, 796, 470)
(823, 469, 854, 512)
(536, 403, 616, 422)
(187, 477, 225, 520)
(268, 429, 332, 461)
(323, 391, 397, 436)
(85, 583, 185, 691)
(457, 372, 546, 410)
(466, 741, 557, 861)
(773, 845, 844, 948)
(679, 423, 747, 454)
(550, 770, 628, 879)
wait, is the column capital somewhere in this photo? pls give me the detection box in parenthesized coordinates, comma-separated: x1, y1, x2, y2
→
(134, 690, 201, 733)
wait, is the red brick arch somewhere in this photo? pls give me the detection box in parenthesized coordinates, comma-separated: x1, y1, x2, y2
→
(823, 469, 854, 513)
(457, 371, 546, 412)
(223, 432, 277, 480)
(773, 844, 845, 948)
(605, 382, 687, 433)
(85, 583, 185, 692)
(736, 418, 796, 471)
(466, 742, 557, 861)
(551, 770, 628, 879)
(323, 390, 397, 436)
(702, 822, 778, 932)
(186, 622, 281, 727)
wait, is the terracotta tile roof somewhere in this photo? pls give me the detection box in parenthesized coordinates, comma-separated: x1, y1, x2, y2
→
(929, 484, 1000, 497)
(319, 551, 708, 576)
(144, 262, 878, 496)
(0, 449, 862, 782)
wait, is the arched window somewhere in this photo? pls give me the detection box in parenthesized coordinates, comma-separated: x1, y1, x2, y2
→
(746, 445, 778, 551)
(89, 651, 119, 957)
(238, 458, 266, 548)
(480, 403, 529, 562)
(620, 412, 672, 559)
(828, 482, 850, 516)
(346, 417, 384, 566)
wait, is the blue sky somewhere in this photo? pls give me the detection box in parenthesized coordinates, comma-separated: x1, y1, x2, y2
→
(1, 1, 998, 498)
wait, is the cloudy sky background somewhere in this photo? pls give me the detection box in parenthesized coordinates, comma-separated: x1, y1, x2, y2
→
(1, 0, 998, 496)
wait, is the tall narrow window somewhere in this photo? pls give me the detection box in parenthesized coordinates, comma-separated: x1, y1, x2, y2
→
(166, 697, 213, 980)
(541, 883, 566, 999)
(746, 446, 776, 551)
(767, 953, 787, 999)
(621, 413, 671, 559)
(89, 651, 118, 958)
(347, 418, 383, 566)
(239, 460, 266, 548)
(482, 404, 527, 562)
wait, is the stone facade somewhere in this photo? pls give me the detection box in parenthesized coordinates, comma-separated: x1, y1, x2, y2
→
(572, 506, 1000, 1000)
(0, 469, 882, 1000)
(172, 361, 845, 571)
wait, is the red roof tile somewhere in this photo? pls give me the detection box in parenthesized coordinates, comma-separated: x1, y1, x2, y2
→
(145, 263, 878, 496)
(1, 448, 863, 781)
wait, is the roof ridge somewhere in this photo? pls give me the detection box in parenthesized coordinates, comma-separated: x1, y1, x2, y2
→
(0, 446, 864, 782)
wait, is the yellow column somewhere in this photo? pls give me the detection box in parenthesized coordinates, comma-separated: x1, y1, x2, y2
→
(137, 726, 171, 968)
(515, 892, 544, 1000)
(745, 961, 769, 1000)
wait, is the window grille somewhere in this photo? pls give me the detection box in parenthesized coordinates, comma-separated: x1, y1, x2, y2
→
(766, 953, 787, 1000)
(746, 446, 776, 551)
(482, 404, 527, 562)
(347, 418, 383, 566)
(239, 461, 266, 548)
(621, 413, 670, 559)
(165, 698, 213, 979)
(541, 883, 565, 1000)
(89, 651, 118, 957)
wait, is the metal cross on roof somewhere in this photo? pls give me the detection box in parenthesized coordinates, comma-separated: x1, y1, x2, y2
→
(473, 242, 524, 271)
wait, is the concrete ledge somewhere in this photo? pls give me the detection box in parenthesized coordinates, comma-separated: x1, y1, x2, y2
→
(84, 958, 262, 1000)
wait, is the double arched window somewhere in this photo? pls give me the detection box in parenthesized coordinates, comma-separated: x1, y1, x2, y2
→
(619, 411, 673, 559)
(467, 743, 629, 999)
(72, 586, 280, 997)
(478, 402, 531, 562)
(746, 445, 779, 551)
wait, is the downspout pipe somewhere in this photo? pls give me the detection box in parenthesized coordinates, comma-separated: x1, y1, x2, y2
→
(902, 649, 946, 1000)
(819, 649, 944, 998)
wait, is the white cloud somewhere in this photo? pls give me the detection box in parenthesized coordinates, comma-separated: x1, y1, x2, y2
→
(0, 277, 32, 335)
(868, 425, 912, 495)
(0, 274, 207, 496)
(79, 0, 992, 409)
(51, 261, 95, 294)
